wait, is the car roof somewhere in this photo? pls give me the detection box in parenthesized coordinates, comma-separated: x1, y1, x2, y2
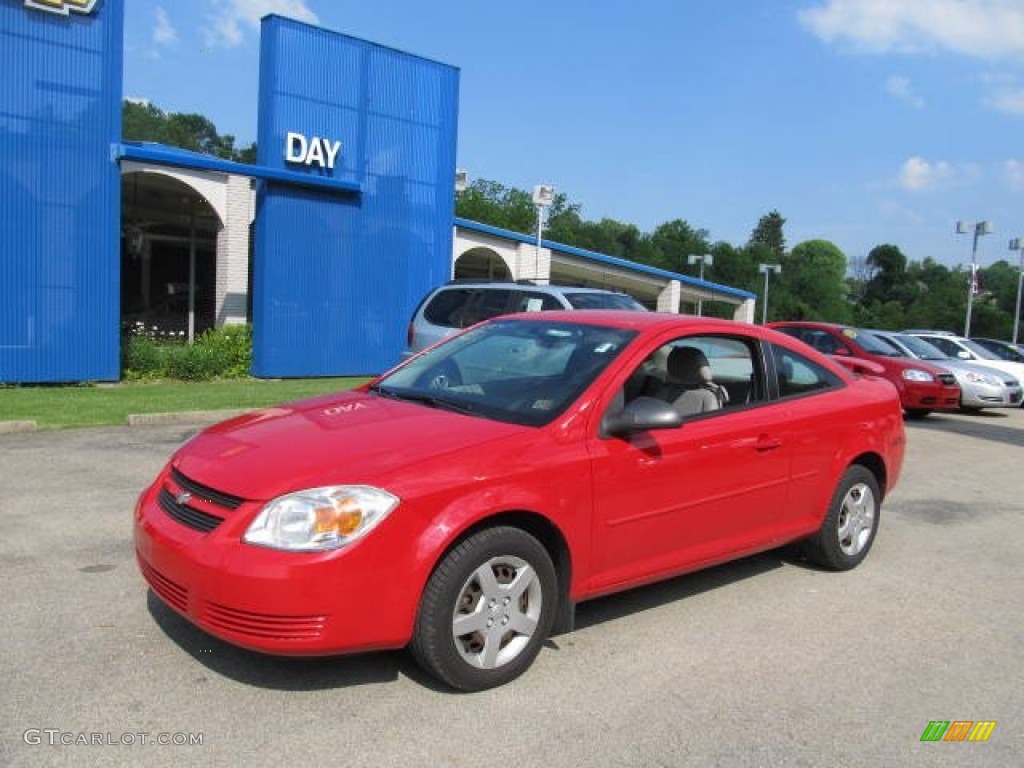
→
(435, 281, 629, 295)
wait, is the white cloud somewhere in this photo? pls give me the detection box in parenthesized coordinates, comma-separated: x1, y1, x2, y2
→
(1005, 159, 1024, 189)
(154, 7, 177, 46)
(884, 75, 925, 108)
(798, 0, 1024, 60)
(205, 0, 319, 48)
(899, 156, 952, 190)
(984, 85, 1024, 114)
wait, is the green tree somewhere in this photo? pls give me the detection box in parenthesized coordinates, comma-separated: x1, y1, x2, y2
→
(902, 259, 964, 331)
(649, 219, 711, 273)
(748, 211, 786, 260)
(773, 239, 850, 322)
(122, 100, 256, 163)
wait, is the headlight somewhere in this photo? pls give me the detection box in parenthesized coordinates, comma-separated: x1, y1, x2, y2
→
(902, 369, 935, 382)
(243, 486, 399, 552)
(964, 371, 999, 386)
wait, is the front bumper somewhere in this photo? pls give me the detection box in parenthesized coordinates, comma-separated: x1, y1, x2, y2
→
(959, 382, 1022, 408)
(134, 468, 420, 656)
(899, 381, 961, 411)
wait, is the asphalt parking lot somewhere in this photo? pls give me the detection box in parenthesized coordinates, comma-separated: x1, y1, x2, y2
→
(1, 408, 1021, 767)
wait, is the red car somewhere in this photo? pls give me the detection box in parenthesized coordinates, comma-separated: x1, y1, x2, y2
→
(136, 312, 905, 690)
(769, 322, 961, 418)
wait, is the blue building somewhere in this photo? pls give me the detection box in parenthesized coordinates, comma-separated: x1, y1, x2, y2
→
(0, 1, 753, 383)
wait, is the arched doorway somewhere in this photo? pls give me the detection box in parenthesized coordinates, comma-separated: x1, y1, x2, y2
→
(453, 247, 512, 281)
(121, 171, 223, 341)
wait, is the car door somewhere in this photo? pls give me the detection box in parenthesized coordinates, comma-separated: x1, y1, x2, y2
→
(585, 334, 793, 594)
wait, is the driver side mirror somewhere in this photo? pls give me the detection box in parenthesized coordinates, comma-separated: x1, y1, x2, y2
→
(601, 396, 684, 438)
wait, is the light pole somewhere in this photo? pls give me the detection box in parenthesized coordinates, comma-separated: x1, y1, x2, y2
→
(957, 220, 992, 338)
(758, 263, 781, 324)
(532, 184, 554, 282)
(687, 253, 713, 316)
(1010, 238, 1024, 345)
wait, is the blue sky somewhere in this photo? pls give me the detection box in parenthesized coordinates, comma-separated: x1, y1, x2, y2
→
(123, 1, 1024, 270)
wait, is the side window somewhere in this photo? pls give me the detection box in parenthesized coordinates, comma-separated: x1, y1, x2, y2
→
(805, 330, 844, 355)
(771, 343, 842, 398)
(926, 337, 957, 357)
(621, 335, 763, 417)
(511, 291, 563, 313)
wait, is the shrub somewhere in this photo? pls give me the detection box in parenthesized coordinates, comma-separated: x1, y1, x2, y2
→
(121, 323, 252, 381)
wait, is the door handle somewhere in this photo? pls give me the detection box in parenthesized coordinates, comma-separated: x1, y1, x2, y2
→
(754, 434, 782, 452)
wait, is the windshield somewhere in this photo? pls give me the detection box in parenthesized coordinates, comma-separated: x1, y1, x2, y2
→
(851, 329, 901, 356)
(564, 292, 646, 311)
(374, 319, 637, 427)
(892, 333, 949, 360)
(958, 338, 1001, 360)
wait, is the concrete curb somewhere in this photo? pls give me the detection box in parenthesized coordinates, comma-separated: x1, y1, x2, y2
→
(126, 409, 250, 427)
(0, 420, 38, 434)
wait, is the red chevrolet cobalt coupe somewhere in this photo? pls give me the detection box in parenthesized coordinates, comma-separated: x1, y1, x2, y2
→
(135, 312, 905, 691)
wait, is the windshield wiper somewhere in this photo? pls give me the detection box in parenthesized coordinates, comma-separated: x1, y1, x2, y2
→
(369, 385, 476, 414)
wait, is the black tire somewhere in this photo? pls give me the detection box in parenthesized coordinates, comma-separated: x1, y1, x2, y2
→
(904, 408, 931, 419)
(803, 465, 881, 571)
(411, 526, 557, 692)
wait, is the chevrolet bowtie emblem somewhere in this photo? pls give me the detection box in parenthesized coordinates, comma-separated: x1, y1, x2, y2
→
(24, 0, 97, 16)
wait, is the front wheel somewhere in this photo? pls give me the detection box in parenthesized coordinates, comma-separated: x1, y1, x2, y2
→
(411, 526, 557, 692)
(803, 465, 881, 571)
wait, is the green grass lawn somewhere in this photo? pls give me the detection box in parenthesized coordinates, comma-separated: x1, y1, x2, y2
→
(0, 377, 369, 429)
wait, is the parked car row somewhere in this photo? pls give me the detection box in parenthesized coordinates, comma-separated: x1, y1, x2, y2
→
(769, 322, 1024, 417)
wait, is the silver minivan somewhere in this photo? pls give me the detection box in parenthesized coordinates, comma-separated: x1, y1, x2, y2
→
(403, 281, 647, 358)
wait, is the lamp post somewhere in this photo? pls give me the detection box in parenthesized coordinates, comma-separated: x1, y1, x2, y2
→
(957, 220, 992, 338)
(1010, 238, 1024, 345)
(687, 253, 714, 316)
(758, 263, 781, 324)
(532, 184, 554, 282)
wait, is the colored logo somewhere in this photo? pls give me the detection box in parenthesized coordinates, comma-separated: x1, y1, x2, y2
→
(24, 0, 96, 15)
(920, 721, 997, 742)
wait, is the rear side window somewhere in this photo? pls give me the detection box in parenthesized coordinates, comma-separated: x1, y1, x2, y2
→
(423, 289, 515, 329)
(771, 343, 842, 398)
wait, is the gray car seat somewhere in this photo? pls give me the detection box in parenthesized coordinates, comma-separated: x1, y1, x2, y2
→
(658, 346, 728, 416)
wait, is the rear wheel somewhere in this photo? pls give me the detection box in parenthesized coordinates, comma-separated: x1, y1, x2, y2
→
(804, 465, 880, 571)
(411, 526, 557, 692)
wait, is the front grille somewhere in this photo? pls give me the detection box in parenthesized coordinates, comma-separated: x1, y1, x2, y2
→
(159, 468, 246, 533)
(138, 557, 188, 613)
(158, 487, 224, 533)
(170, 468, 243, 509)
(937, 373, 957, 386)
(203, 602, 327, 641)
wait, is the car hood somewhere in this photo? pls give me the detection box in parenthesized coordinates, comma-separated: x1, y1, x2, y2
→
(171, 389, 528, 500)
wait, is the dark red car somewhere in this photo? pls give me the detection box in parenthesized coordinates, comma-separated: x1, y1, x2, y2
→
(769, 322, 960, 418)
(136, 312, 905, 690)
